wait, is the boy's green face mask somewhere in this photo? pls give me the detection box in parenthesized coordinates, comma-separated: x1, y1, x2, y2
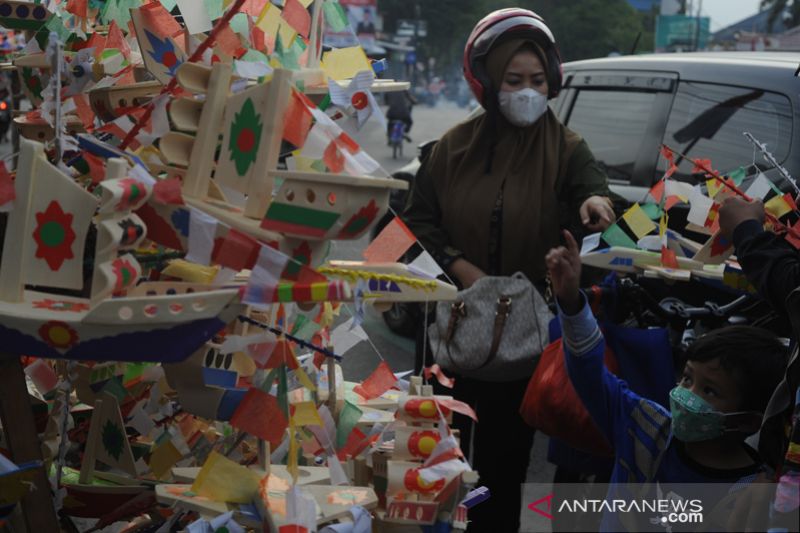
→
(669, 386, 763, 443)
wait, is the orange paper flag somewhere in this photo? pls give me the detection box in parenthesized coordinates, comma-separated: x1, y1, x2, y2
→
(283, 90, 314, 148)
(107, 21, 132, 60)
(66, 0, 88, 18)
(140, 1, 182, 39)
(0, 161, 15, 212)
(363, 216, 416, 263)
(230, 388, 288, 446)
(281, 0, 311, 38)
(353, 361, 397, 400)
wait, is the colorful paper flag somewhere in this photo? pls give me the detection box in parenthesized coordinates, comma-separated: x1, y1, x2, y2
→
(322, 46, 372, 81)
(281, 0, 311, 38)
(363, 216, 416, 263)
(323, 0, 349, 32)
(211, 227, 261, 272)
(191, 451, 261, 504)
(765, 193, 795, 219)
(93, 394, 137, 476)
(622, 203, 657, 239)
(229, 388, 288, 446)
(745, 172, 772, 200)
(148, 439, 182, 479)
(291, 401, 323, 427)
(283, 89, 314, 148)
(686, 189, 714, 227)
(176, 0, 213, 34)
(353, 361, 397, 400)
(335, 400, 363, 449)
(601, 223, 637, 249)
(243, 245, 291, 305)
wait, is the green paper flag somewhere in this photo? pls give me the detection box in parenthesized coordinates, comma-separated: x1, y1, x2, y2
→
(324, 0, 349, 32)
(728, 166, 746, 186)
(602, 223, 638, 249)
(336, 401, 363, 449)
(160, 0, 178, 10)
(203, 0, 223, 20)
(101, 376, 129, 403)
(231, 12, 250, 35)
(640, 203, 663, 220)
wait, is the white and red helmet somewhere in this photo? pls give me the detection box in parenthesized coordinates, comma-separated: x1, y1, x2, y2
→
(463, 8, 562, 106)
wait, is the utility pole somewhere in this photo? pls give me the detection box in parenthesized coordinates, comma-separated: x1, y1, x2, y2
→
(694, 0, 703, 51)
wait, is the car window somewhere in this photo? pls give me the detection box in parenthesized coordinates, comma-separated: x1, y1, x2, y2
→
(656, 82, 793, 181)
(566, 90, 659, 183)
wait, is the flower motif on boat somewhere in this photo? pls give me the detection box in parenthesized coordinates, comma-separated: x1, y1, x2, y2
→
(337, 199, 379, 239)
(39, 321, 79, 350)
(112, 257, 138, 291)
(115, 178, 147, 211)
(33, 201, 76, 271)
(228, 98, 263, 176)
(33, 299, 90, 312)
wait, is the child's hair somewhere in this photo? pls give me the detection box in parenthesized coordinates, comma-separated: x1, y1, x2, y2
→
(684, 325, 788, 412)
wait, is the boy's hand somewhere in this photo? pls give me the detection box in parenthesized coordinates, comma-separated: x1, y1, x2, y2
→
(719, 197, 765, 240)
(546, 230, 582, 315)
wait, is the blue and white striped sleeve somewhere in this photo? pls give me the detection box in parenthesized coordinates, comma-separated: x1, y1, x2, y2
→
(556, 293, 603, 357)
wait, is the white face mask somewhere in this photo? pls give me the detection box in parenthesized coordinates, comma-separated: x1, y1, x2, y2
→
(497, 88, 548, 127)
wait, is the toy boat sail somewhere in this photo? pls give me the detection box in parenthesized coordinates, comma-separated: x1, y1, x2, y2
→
(0, 138, 242, 362)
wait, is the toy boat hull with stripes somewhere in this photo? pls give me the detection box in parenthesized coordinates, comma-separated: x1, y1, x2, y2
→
(0, 139, 243, 363)
(0, 287, 242, 362)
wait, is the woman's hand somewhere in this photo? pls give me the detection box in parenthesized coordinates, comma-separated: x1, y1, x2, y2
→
(448, 258, 486, 289)
(546, 230, 582, 315)
(580, 196, 615, 232)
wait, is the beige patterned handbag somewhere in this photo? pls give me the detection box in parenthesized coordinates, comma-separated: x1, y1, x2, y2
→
(429, 272, 553, 382)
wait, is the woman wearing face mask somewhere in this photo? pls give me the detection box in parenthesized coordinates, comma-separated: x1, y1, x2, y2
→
(403, 9, 614, 532)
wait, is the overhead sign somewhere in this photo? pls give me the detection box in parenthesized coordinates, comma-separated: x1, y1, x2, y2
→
(397, 19, 426, 38)
(655, 15, 710, 50)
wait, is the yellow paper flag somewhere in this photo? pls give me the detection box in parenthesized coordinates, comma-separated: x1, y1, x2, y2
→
(622, 203, 657, 240)
(292, 401, 323, 426)
(191, 451, 261, 503)
(706, 178, 724, 199)
(256, 2, 281, 36)
(765, 194, 793, 218)
(148, 440, 183, 480)
(288, 424, 299, 482)
(322, 46, 372, 81)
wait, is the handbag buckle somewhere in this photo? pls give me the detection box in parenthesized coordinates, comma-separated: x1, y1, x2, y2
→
(497, 296, 512, 317)
(451, 300, 466, 317)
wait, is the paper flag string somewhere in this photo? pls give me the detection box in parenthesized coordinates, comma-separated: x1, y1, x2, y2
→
(336, 401, 363, 449)
(363, 217, 416, 263)
(229, 388, 288, 446)
(191, 451, 261, 504)
(353, 361, 397, 400)
(622, 203, 657, 239)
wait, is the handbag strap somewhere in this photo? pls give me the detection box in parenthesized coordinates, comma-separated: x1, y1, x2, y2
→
(445, 300, 466, 343)
(480, 296, 512, 369)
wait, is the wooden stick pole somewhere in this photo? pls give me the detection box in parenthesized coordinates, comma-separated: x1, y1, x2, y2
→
(0, 355, 60, 532)
(308, 0, 324, 69)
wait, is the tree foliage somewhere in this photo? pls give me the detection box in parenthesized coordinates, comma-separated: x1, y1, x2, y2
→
(761, 0, 800, 30)
(378, 0, 654, 76)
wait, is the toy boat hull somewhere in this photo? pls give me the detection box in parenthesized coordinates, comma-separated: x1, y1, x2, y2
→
(0, 289, 242, 362)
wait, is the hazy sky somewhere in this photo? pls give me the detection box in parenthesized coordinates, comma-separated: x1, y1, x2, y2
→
(696, 0, 764, 31)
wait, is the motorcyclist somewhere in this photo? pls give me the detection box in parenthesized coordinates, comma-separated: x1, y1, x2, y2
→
(385, 89, 416, 141)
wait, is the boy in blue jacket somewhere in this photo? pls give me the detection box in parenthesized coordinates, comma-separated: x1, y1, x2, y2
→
(545, 230, 789, 530)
